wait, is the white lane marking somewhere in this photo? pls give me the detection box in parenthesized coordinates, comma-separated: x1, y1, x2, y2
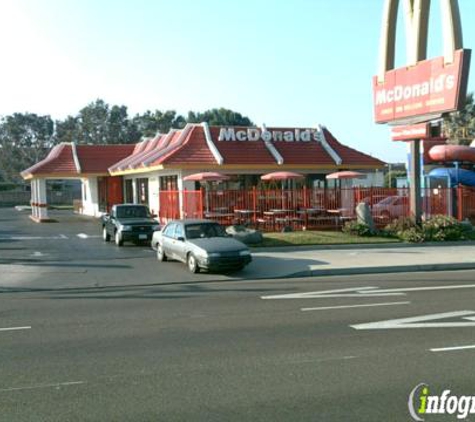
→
(0, 326, 31, 332)
(301, 301, 411, 312)
(262, 283, 475, 300)
(289, 355, 358, 364)
(351, 310, 475, 330)
(77, 233, 101, 239)
(262, 286, 405, 299)
(430, 345, 475, 353)
(464, 317, 475, 321)
(0, 235, 68, 240)
(0, 381, 85, 392)
(31, 251, 45, 257)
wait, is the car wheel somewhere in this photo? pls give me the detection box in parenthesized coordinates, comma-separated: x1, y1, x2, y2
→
(102, 227, 110, 242)
(114, 231, 123, 247)
(157, 245, 167, 262)
(187, 253, 199, 273)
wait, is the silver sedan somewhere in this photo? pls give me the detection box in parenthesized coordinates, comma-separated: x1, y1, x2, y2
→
(151, 219, 252, 273)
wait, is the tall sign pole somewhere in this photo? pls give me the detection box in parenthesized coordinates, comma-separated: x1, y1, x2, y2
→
(374, 0, 470, 224)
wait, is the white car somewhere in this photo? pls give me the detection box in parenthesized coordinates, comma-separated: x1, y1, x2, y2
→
(151, 219, 252, 273)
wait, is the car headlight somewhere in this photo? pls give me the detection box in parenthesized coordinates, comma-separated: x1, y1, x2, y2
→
(194, 249, 208, 259)
(119, 224, 132, 231)
(208, 252, 222, 258)
(239, 250, 251, 256)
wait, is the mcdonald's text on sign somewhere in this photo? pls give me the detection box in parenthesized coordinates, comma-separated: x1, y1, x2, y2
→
(373, 49, 471, 124)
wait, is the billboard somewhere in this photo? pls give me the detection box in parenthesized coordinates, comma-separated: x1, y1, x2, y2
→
(373, 49, 471, 124)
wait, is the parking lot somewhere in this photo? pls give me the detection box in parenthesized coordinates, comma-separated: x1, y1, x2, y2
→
(0, 207, 265, 289)
(2, 207, 335, 291)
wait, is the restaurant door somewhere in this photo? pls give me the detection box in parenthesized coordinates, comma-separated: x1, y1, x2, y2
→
(98, 176, 124, 212)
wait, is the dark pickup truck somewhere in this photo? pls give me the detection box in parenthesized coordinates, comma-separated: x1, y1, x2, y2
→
(101, 204, 161, 246)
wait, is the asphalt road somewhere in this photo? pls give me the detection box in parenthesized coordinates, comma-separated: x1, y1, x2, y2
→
(2, 270, 475, 421)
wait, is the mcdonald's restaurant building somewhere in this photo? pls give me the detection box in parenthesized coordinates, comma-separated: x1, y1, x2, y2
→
(21, 123, 385, 221)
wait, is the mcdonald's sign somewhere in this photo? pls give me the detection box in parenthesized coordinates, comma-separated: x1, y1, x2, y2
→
(374, 48, 471, 124)
(374, 0, 471, 125)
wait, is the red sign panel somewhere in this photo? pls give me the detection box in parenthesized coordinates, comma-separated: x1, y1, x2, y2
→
(373, 49, 471, 124)
(391, 123, 429, 141)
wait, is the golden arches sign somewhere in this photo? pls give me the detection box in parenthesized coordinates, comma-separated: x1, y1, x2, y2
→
(373, 0, 470, 124)
(378, 0, 463, 80)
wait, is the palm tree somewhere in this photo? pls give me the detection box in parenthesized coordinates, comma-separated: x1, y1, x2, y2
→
(443, 92, 475, 145)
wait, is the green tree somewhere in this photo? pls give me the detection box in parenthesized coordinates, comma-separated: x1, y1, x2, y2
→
(55, 115, 79, 144)
(132, 110, 185, 138)
(0, 113, 55, 182)
(384, 170, 406, 188)
(107, 105, 134, 144)
(443, 92, 475, 145)
(186, 108, 253, 126)
(76, 99, 110, 144)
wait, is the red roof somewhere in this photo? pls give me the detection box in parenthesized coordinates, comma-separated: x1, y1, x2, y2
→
(209, 126, 276, 165)
(76, 145, 136, 173)
(23, 124, 385, 179)
(21, 143, 135, 179)
(157, 126, 216, 166)
(322, 128, 386, 167)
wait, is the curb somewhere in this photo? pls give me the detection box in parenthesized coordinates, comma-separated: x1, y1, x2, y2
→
(286, 262, 475, 278)
(251, 240, 475, 253)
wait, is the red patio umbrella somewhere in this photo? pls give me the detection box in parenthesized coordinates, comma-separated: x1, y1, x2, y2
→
(183, 171, 230, 182)
(183, 172, 230, 213)
(260, 171, 305, 181)
(325, 171, 366, 180)
(261, 171, 305, 210)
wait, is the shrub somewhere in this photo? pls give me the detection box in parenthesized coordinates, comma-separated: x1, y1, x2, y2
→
(398, 226, 425, 243)
(342, 221, 374, 237)
(382, 215, 474, 242)
(422, 215, 472, 241)
(383, 217, 419, 238)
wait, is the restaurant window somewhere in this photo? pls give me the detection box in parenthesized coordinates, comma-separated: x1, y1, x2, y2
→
(160, 176, 178, 191)
(124, 179, 134, 203)
(137, 178, 149, 205)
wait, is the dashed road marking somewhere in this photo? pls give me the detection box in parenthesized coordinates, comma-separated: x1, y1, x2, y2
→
(430, 344, 475, 353)
(77, 233, 101, 239)
(0, 326, 31, 332)
(0, 235, 68, 240)
(0, 381, 85, 392)
(301, 301, 411, 312)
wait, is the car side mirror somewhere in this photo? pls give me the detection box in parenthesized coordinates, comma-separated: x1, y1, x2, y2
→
(103, 213, 110, 219)
(177, 236, 185, 242)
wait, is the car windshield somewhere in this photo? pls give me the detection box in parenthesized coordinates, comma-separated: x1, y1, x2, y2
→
(185, 223, 227, 239)
(116, 206, 150, 218)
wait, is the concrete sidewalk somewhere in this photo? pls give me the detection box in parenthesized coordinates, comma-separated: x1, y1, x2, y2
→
(250, 242, 475, 278)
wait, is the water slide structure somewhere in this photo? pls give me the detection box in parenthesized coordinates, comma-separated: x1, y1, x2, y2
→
(428, 144, 475, 187)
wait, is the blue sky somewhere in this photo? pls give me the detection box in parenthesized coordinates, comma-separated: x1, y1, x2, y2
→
(0, 0, 474, 163)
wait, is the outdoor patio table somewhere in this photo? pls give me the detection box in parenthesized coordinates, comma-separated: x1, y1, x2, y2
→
(267, 209, 296, 230)
(234, 209, 256, 225)
(204, 212, 235, 225)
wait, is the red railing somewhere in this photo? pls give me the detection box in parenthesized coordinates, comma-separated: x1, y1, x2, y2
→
(457, 186, 475, 223)
(157, 187, 468, 231)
